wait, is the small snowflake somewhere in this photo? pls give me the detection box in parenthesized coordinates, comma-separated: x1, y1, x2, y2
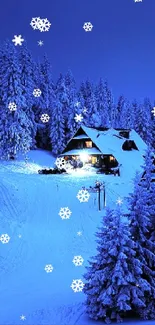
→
(77, 231, 82, 236)
(20, 315, 26, 321)
(40, 114, 50, 123)
(72, 255, 84, 266)
(83, 107, 87, 113)
(151, 107, 155, 116)
(38, 18, 51, 32)
(0, 234, 10, 244)
(30, 17, 42, 30)
(12, 35, 24, 46)
(77, 189, 90, 203)
(74, 101, 81, 107)
(83, 22, 93, 32)
(116, 197, 123, 205)
(33, 88, 42, 97)
(59, 207, 72, 220)
(74, 113, 83, 123)
(55, 157, 66, 170)
(71, 279, 85, 292)
(38, 40, 44, 46)
(8, 102, 17, 111)
(44, 264, 53, 273)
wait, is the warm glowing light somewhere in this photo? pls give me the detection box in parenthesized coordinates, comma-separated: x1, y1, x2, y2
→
(79, 152, 89, 162)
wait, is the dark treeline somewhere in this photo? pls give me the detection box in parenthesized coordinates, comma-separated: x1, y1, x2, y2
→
(0, 40, 154, 159)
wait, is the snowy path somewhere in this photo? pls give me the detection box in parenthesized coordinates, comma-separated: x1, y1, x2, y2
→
(0, 165, 154, 325)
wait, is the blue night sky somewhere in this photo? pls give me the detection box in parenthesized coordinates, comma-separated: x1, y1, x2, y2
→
(0, 0, 155, 102)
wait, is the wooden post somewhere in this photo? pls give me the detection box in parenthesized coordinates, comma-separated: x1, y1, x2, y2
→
(98, 184, 101, 211)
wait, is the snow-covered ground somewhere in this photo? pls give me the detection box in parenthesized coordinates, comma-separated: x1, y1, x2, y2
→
(0, 150, 154, 325)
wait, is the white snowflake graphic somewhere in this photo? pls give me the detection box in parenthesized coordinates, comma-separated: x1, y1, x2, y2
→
(72, 255, 84, 266)
(83, 107, 87, 113)
(30, 17, 42, 30)
(134, 0, 142, 2)
(33, 88, 42, 97)
(40, 114, 50, 123)
(77, 231, 82, 236)
(77, 189, 90, 203)
(20, 315, 26, 321)
(74, 101, 81, 107)
(38, 18, 51, 32)
(59, 207, 72, 220)
(12, 35, 24, 46)
(0, 234, 10, 244)
(38, 40, 44, 46)
(8, 102, 17, 111)
(83, 22, 93, 32)
(151, 107, 155, 116)
(74, 114, 83, 123)
(55, 157, 66, 170)
(116, 197, 123, 205)
(44, 264, 54, 273)
(71, 279, 85, 292)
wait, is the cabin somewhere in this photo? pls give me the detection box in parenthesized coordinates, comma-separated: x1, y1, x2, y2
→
(59, 125, 147, 176)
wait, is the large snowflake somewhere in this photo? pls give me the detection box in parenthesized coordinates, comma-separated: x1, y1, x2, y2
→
(76, 189, 90, 202)
(12, 35, 24, 46)
(83, 22, 93, 32)
(72, 255, 84, 266)
(59, 207, 72, 220)
(40, 114, 50, 123)
(0, 234, 10, 244)
(38, 18, 51, 32)
(70, 279, 85, 292)
(33, 88, 42, 97)
(44, 264, 53, 273)
(30, 17, 51, 32)
(74, 113, 83, 123)
(55, 157, 66, 170)
(30, 17, 42, 30)
(8, 102, 17, 111)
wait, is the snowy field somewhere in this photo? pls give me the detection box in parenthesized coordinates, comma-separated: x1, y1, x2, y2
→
(0, 150, 154, 325)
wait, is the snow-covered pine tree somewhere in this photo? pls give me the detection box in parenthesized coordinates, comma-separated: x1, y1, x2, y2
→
(80, 79, 101, 127)
(0, 40, 32, 159)
(141, 98, 153, 146)
(64, 69, 79, 141)
(18, 42, 37, 148)
(37, 54, 55, 149)
(127, 170, 155, 320)
(115, 95, 131, 129)
(55, 73, 69, 144)
(49, 96, 65, 155)
(83, 207, 150, 324)
(95, 78, 110, 127)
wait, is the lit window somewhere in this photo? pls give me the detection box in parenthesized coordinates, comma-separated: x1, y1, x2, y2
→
(85, 141, 92, 148)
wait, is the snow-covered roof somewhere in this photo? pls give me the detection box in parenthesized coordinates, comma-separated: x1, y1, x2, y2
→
(60, 147, 102, 156)
(81, 125, 147, 177)
(73, 134, 89, 139)
(61, 125, 147, 178)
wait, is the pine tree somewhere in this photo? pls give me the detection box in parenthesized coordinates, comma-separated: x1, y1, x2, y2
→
(83, 207, 150, 324)
(128, 170, 155, 320)
(0, 40, 32, 159)
(64, 69, 78, 141)
(95, 79, 110, 127)
(18, 42, 37, 148)
(50, 96, 65, 155)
